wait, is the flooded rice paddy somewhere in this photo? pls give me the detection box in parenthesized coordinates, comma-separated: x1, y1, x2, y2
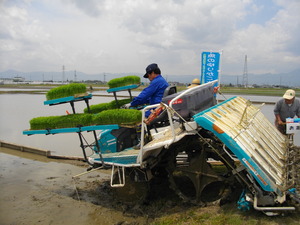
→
(0, 92, 299, 157)
(1, 91, 300, 224)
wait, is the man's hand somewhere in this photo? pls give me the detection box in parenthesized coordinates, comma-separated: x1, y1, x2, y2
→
(213, 86, 220, 93)
(275, 114, 285, 125)
(277, 120, 285, 125)
(121, 103, 131, 109)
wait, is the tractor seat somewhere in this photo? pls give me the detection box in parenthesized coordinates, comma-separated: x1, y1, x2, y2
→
(163, 85, 177, 97)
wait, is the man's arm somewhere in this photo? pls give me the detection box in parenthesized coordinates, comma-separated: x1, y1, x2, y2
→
(275, 114, 284, 125)
(296, 99, 300, 118)
(274, 99, 284, 125)
(130, 83, 156, 106)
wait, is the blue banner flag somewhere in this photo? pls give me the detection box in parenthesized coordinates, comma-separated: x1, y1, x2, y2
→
(201, 52, 220, 86)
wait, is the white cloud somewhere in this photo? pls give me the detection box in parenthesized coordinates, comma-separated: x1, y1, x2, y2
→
(0, 0, 299, 78)
(221, 0, 300, 74)
(0, 2, 53, 70)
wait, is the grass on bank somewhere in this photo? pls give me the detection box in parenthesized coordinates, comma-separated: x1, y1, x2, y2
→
(219, 87, 300, 97)
(1, 83, 299, 97)
(151, 204, 300, 225)
(152, 210, 257, 225)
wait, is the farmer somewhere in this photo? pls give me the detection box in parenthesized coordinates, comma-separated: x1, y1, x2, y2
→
(187, 78, 220, 93)
(128, 63, 168, 148)
(129, 63, 169, 115)
(274, 89, 300, 134)
(187, 78, 200, 88)
(187, 78, 219, 105)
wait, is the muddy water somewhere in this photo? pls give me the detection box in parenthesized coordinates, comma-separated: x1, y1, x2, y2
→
(0, 93, 299, 158)
(0, 94, 113, 157)
(1, 92, 300, 224)
(0, 147, 150, 224)
(2, 147, 300, 225)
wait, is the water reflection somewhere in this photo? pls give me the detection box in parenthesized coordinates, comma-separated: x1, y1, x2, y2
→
(0, 88, 49, 92)
(0, 94, 114, 156)
(0, 94, 298, 157)
(0, 88, 141, 96)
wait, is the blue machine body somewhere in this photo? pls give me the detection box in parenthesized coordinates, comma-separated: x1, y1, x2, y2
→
(95, 129, 118, 154)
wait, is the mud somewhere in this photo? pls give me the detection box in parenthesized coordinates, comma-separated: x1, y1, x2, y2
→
(1, 147, 300, 225)
(0, 147, 190, 225)
(0, 147, 150, 224)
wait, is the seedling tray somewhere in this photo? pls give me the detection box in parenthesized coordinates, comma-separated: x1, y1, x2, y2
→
(106, 84, 139, 93)
(23, 124, 119, 135)
(44, 94, 92, 106)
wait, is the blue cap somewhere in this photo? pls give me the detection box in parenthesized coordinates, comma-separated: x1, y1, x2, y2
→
(144, 63, 159, 78)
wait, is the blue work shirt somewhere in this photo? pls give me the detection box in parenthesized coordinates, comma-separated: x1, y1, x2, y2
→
(131, 74, 169, 107)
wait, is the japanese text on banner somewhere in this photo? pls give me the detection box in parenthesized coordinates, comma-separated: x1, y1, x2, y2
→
(201, 52, 220, 86)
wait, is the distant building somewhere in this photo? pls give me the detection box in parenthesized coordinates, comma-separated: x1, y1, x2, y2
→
(13, 76, 25, 82)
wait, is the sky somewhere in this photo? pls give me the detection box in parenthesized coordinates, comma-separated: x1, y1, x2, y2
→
(1, 0, 300, 78)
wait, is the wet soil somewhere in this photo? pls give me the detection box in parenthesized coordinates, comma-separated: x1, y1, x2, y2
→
(0, 147, 197, 225)
(0, 147, 149, 225)
(1, 147, 300, 225)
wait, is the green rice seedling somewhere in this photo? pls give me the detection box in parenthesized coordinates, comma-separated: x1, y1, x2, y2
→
(123, 75, 140, 86)
(93, 109, 142, 126)
(84, 103, 109, 114)
(108, 98, 132, 109)
(84, 98, 132, 113)
(30, 114, 93, 130)
(30, 116, 56, 130)
(55, 114, 93, 128)
(46, 83, 87, 100)
(107, 75, 140, 89)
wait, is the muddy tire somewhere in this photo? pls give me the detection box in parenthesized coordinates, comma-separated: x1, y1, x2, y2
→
(111, 168, 149, 203)
(167, 135, 235, 205)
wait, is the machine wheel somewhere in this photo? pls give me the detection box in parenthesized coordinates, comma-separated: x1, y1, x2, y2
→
(168, 136, 235, 205)
(111, 168, 149, 203)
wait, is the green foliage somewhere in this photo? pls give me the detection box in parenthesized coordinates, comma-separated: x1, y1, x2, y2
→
(30, 114, 93, 130)
(107, 75, 140, 89)
(46, 83, 87, 100)
(93, 109, 142, 126)
(84, 98, 132, 113)
(109, 98, 132, 109)
(84, 103, 110, 114)
(30, 108, 141, 130)
(153, 210, 259, 225)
